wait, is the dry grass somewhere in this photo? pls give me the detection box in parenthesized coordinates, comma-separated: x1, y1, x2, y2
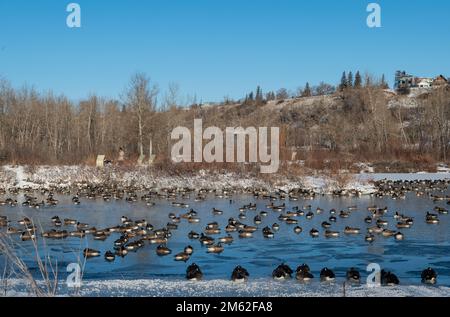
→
(0, 219, 86, 297)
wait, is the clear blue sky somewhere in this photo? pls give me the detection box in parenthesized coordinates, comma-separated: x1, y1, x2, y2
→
(0, 0, 449, 103)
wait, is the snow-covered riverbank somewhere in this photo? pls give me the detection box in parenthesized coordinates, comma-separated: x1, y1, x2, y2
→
(3, 278, 450, 297)
(1, 165, 449, 195)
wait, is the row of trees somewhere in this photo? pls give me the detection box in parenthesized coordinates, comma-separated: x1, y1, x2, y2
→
(339, 71, 389, 91)
(0, 73, 449, 166)
(243, 71, 389, 106)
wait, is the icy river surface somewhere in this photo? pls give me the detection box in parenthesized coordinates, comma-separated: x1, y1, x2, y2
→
(1, 190, 450, 297)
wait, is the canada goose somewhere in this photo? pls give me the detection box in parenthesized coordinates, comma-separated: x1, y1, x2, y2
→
(396, 222, 411, 229)
(188, 216, 201, 224)
(344, 227, 360, 234)
(43, 230, 69, 239)
(285, 218, 298, 225)
(294, 226, 303, 234)
(346, 268, 361, 284)
(368, 225, 384, 234)
(174, 252, 190, 262)
(84, 227, 97, 234)
(324, 230, 339, 238)
(320, 268, 336, 282)
(262, 226, 274, 238)
(310, 228, 320, 238)
(329, 216, 337, 222)
(105, 251, 116, 262)
(242, 225, 257, 233)
(69, 230, 86, 238)
(296, 264, 314, 282)
(305, 212, 314, 220)
(218, 235, 234, 244)
(231, 266, 249, 283)
(421, 268, 437, 285)
(115, 246, 128, 257)
(206, 222, 219, 230)
(156, 244, 172, 256)
(21, 231, 36, 241)
(225, 224, 237, 233)
(273, 203, 286, 212)
(239, 231, 253, 238)
(376, 219, 389, 226)
(394, 232, 404, 240)
(434, 207, 448, 214)
(321, 221, 331, 229)
(426, 213, 440, 224)
(365, 234, 375, 242)
(272, 263, 293, 280)
(254, 215, 262, 225)
(199, 233, 215, 246)
(166, 223, 178, 230)
(381, 270, 399, 286)
(207, 243, 224, 254)
(18, 217, 32, 226)
(125, 240, 144, 252)
(0, 218, 8, 227)
(205, 226, 221, 235)
(83, 248, 101, 258)
(76, 222, 89, 230)
(212, 208, 223, 215)
(6, 227, 22, 234)
(184, 245, 194, 255)
(272, 223, 280, 231)
(186, 263, 203, 281)
(93, 232, 108, 241)
(64, 219, 77, 226)
(382, 229, 396, 237)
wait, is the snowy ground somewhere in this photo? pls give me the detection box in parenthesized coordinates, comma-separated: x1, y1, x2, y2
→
(3, 278, 450, 297)
(1, 165, 449, 194)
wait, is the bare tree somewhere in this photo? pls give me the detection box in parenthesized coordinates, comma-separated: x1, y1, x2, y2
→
(123, 73, 158, 158)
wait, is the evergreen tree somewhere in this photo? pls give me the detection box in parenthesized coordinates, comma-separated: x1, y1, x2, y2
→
(339, 71, 347, 91)
(255, 86, 263, 105)
(380, 74, 389, 89)
(270, 91, 276, 101)
(243, 94, 249, 104)
(302, 82, 312, 97)
(347, 71, 353, 88)
(365, 75, 371, 88)
(354, 71, 362, 88)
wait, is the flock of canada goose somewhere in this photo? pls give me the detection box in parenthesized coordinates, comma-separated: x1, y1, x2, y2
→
(0, 179, 449, 286)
